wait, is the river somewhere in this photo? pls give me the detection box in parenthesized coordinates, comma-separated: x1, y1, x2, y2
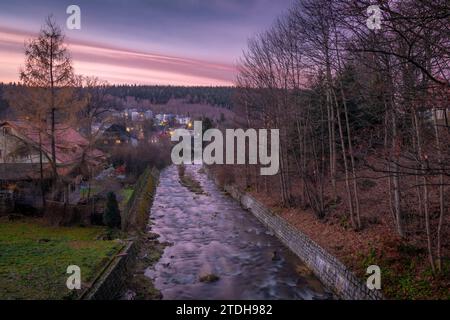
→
(145, 164, 331, 300)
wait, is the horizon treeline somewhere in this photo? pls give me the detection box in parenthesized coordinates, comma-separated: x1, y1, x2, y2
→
(0, 82, 236, 115)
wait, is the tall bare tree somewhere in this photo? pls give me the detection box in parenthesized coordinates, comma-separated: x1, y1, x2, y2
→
(20, 16, 75, 181)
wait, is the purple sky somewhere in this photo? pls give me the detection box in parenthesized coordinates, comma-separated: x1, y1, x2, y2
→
(0, 0, 293, 85)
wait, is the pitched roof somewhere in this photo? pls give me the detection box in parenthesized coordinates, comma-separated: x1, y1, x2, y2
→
(1, 120, 105, 167)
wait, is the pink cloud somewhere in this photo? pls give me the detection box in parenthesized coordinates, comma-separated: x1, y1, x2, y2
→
(0, 26, 237, 86)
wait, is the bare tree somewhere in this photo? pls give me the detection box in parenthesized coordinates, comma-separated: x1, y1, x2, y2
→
(236, 0, 449, 274)
(20, 16, 75, 181)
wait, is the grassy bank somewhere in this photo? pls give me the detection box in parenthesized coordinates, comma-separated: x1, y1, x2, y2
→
(122, 168, 159, 232)
(0, 218, 123, 300)
(357, 242, 450, 300)
(121, 187, 134, 207)
(122, 168, 165, 299)
(126, 232, 166, 300)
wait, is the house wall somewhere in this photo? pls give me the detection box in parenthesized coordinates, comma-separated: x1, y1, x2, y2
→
(0, 128, 48, 164)
(0, 190, 14, 214)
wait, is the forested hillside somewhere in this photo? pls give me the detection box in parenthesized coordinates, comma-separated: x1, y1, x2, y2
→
(0, 83, 236, 117)
(104, 85, 235, 108)
(218, 0, 450, 299)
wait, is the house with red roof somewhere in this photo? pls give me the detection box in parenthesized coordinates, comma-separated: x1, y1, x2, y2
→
(0, 120, 106, 209)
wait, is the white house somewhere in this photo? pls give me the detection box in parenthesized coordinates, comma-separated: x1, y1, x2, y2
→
(176, 115, 191, 125)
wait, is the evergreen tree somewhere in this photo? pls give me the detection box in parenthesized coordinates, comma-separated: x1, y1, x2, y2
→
(103, 192, 121, 228)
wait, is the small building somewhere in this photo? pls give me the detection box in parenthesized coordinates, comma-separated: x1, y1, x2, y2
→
(176, 115, 191, 125)
(155, 114, 164, 123)
(131, 111, 143, 122)
(144, 110, 153, 120)
(0, 163, 51, 213)
(101, 123, 133, 146)
(0, 121, 106, 208)
(155, 113, 175, 125)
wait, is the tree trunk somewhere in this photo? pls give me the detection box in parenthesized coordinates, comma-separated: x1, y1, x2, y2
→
(38, 130, 46, 209)
(391, 110, 404, 237)
(413, 110, 436, 274)
(333, 89, 356, 229)
(433, 108, 445, 272)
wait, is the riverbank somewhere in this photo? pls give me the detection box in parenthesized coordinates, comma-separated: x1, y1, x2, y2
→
(221, 183, 382, 300)
(209, 165, 450, 300)
(123, 232, 166, 300)
(144, 165, 331, 299)
(122, 168, 164, 300)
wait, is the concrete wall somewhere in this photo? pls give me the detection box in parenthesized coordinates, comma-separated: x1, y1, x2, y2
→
(223, 184, 383, 300)
(122, 167, 160, 231)
(0, 127, 46, 164)
(82, 241, 138, 300)
(83, 168, 160, 300)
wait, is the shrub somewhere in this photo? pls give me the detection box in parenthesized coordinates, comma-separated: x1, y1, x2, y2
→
(108, 139, 172, 177)
(103, 192, 121, 229)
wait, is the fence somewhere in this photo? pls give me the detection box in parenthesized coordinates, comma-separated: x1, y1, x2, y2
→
(0, 190, 14, 214)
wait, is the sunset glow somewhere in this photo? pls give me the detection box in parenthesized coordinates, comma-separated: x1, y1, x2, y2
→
(0, 27, 236, 85)
(0, 0, 293, 85)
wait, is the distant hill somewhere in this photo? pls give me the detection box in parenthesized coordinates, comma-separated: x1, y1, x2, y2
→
(0, 83, 238, 122)
(150, 99, 236, 122)
(104, 85, 236, 109)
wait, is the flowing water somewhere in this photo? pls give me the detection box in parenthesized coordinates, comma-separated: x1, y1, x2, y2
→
(145, 165, 331, 300)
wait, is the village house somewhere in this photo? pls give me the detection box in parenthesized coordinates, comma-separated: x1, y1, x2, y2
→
(175, 115, 191, 125)
(0, 121, 106, 210)
(100, 123, 138, 146)
(155, 113, 175, 125)
(144, 110, 154, 120)
(123, 108, 152, 122)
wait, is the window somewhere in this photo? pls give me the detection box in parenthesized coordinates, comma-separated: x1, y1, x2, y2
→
(2, 127, 11, 136)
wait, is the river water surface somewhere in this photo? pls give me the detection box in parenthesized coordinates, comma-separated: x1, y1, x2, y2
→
(145, 165, 331, 300)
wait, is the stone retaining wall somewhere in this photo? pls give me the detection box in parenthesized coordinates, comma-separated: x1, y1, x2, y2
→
(122, 167, 160, 232)
(82, 168, 161, 300)
(81, 240, 138, 300)
(223, 183, 383, 300)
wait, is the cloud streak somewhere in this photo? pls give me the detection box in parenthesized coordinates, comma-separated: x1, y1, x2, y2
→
(0, 0, 293, 85)
(0, 27, 237, 85)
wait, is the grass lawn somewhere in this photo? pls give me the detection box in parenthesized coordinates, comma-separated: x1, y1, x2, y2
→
(121, 187, 134, 207)
(0, 218, 123, 300)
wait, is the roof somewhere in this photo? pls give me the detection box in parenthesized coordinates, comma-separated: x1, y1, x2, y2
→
(0, 120, 106, 168)
(104, 124, 130, 135)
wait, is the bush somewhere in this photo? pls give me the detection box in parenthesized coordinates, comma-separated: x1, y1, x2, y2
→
(108, 139, 172, 177)
(103, 192, 121, 229)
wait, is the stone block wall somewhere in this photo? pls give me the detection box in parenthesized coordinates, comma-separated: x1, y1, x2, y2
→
(82, 241, 137, 300)
(224, 184, 383, 300)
